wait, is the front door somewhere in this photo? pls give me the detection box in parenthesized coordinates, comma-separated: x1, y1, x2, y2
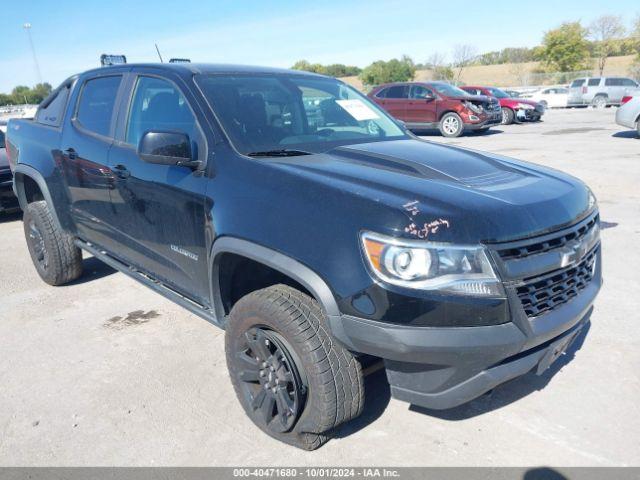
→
(60, 74, 124, 251)
(407, 85, 437, 124)
(107, 74, 210, 305)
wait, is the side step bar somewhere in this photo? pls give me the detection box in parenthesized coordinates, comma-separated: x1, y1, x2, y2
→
(75, 239, 222, 328)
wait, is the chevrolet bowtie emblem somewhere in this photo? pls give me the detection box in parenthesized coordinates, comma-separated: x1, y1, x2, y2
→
(559, 239, 588, 268)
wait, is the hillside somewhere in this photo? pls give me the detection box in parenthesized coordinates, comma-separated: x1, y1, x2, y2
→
(342, 55, 637, 90)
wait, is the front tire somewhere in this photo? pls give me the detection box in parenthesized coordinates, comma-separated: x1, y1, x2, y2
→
(225, 285, 364, 450)
(501, 107, 515, 125)
(23, 200, 83, 286)
(439, 112, 464, 137)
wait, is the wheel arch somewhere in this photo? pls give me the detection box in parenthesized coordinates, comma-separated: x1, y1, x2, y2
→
(209, 237, 341, 325)
(13, 164, 63, 230)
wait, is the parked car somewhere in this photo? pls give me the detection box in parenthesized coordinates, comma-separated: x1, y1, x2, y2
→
(568, 77, 640, 108)
(615, 96, 640, 137)
(0, 123, 20, 214)
(521, 87, 569, 108)
(460, 86, 544, 124)
(7, 63, 601, 450)
(367, 82, 501, 137)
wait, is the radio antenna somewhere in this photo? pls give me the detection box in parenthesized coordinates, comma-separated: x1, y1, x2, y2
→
(155, 43, 164, 63)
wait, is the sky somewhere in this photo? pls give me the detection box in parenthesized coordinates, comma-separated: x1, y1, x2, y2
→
(1, 0, 638, 93)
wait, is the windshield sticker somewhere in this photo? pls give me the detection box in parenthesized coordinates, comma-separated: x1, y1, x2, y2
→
(336, 99, 380, 121)
(405, 219, 450, 239)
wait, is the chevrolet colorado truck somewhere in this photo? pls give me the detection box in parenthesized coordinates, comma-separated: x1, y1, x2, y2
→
(6, 63, 601, 450)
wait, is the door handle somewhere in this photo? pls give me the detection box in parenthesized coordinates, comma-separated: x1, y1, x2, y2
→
(113, 164, 130, 179)
(64, 148, 77, 160)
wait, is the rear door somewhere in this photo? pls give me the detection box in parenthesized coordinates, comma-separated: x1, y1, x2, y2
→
(106, 72, 210, 304)
(376, 85, 409, 121)
(60, 73, 125, 250)
(407, 85, 437, 124)
(568, 78, 586, 104)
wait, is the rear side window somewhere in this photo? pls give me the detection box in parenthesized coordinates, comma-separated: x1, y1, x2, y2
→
(570, 79, 585, 87)
(35, 85, 70, 127)
(621, 78, 637, 87)
(76, 76, 122, 137)
(384, 86, 409, 99)
(604, 78, 621, 86)
(588, 78, 600, 86)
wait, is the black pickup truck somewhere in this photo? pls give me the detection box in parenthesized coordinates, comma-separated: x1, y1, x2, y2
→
(6, 63, 601, 450)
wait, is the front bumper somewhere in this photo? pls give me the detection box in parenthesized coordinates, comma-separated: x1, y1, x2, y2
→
(328, 216, 601, 410)
(516, 106, 544, 120)
(463, 111, 502, 130)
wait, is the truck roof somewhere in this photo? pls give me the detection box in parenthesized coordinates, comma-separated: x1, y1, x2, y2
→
(80, 63, 326, 78)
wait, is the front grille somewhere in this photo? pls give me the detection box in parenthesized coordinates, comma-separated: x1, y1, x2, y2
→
(497, 215, 598, 260)
(516, 248, 597, 318)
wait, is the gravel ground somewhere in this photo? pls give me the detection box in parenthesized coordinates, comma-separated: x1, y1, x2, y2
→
(0, 107, 638, 466)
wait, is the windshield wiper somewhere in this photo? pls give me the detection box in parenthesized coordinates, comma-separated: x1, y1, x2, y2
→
(246, 149, 313, 157)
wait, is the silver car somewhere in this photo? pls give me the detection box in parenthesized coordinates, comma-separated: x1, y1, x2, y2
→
(568, 77, 640, 108)
(615, 96, 640, 137)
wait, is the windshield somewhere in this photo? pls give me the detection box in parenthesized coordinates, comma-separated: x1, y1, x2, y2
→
(430, 83, 470, 98)
(196, 74, 406, 155)
(486, 87, 509, 99)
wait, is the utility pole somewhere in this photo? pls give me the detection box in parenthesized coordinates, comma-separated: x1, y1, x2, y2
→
(23, 23, 43, 85)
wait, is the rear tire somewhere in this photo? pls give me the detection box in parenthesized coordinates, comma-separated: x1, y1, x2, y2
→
(23, 201, 83, 286)
(439, 112, 464, 137)
(501, 107, 515, 125)
(225, 285, 364, 450)
(592, 95, 607, 109)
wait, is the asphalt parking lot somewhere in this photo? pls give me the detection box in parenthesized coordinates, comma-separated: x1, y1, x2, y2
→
(0, 107, 638, 466)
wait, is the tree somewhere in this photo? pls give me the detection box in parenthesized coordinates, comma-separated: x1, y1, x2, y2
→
(589, 15, 626, 75)
(540, 22, 590, 72)
(359, 55, 416, 86)
(425, 52, 454, 81)
(291, 60, 360, 77)
(452, 44, 477, 83)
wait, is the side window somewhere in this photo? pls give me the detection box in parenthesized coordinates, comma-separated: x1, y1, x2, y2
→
(375, 88, 388, 98)
(570, 79, 585, 87)
(0, 130, 5, 149)
(621, 78, 638, 87)
(36, 85, 70, 127)
(126, 76, 196, 147)
(588, 78, 601, 86)
(410, 86, 432, 99)
(76, 76, 122, 137)
(385, 86, 409, 99)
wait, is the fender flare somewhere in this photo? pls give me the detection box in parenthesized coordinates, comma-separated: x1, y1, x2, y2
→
(208, 237, 341, 323)
(13, 164, 63, 230)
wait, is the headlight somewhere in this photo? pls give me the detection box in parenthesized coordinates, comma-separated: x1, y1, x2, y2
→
(464, 101, 483, 114)
(516, 103, 534, 110)
(361, 232, 503, 296)
(588, 188, 597, 211)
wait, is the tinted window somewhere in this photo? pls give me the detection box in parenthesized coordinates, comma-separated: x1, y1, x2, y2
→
(570, 79, 585, 87)
(0, 130, 5, 149)
(36, 85, 70, 127)
(557, 88, 568, 94)
(126, 76, 197, 147)
(385, 85, 409, 99)
(588, 78, 601, 86)
(621, 78, 638, 87)
(76, 76, 121, 137)
(410, 85, 432, 99)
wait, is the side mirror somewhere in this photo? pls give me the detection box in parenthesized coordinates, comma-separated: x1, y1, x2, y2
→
(137, 130, 201, 169)
(423, 92, 435, 101)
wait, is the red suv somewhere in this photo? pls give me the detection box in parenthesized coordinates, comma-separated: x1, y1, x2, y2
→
(461, 86, 544, 125)
(368, 82, 502, 137)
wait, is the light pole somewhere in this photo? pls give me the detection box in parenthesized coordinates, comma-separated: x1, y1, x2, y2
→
(23, 23, 43, 86)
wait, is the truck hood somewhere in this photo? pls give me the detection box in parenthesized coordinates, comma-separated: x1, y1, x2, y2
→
(271, 139, 591, 244)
